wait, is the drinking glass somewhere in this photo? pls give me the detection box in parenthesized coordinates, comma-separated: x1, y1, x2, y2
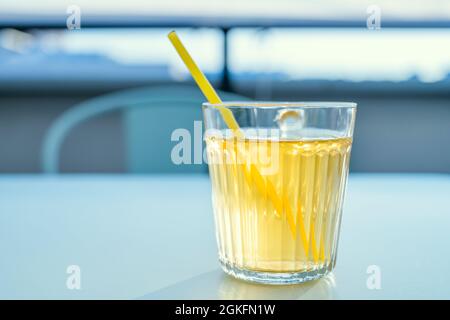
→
(203, 102, 356, 284)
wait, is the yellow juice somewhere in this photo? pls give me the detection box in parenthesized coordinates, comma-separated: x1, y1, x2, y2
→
(206, 132, 352, 273)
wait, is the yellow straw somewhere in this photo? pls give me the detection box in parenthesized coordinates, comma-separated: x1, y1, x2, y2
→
(168, 31, 243, 138)
(167, 31, 318, 259)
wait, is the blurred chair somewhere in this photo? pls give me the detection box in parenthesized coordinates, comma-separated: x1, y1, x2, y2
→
(41, 85, 249, 174)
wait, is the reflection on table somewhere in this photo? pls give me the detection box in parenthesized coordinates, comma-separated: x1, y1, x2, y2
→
(140, 269, 337, 300)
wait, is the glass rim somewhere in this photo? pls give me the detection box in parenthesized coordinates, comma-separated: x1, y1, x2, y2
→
(203, 101, 357, 109)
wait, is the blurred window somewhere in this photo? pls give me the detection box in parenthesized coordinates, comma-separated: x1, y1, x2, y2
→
(229, 28, 450, 83)
(0, 0, 449, 88)
(0, 28, 223, 84)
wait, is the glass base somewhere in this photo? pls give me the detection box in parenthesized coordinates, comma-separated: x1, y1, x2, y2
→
(220, 259, 332, 285)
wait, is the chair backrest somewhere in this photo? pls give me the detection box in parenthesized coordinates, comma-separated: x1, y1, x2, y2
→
(41, 85, 249, 173)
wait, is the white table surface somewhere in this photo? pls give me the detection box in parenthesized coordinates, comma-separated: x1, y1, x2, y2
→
(0, 174, 449, 299)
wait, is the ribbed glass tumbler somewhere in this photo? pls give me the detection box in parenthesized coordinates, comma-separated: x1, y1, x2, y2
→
(203, 102, 356, 284)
